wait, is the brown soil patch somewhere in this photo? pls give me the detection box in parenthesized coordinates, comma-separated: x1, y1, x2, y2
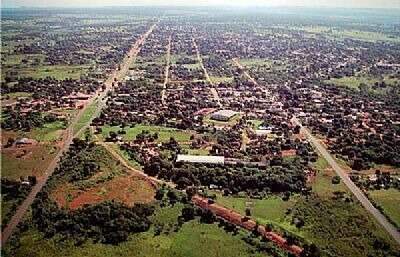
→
(52, 174, 155, 210)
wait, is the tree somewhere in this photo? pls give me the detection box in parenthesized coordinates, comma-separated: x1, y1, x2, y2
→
(181, 206, 195, 221)
(245, 208, 252, 217)
(331, 175, 341, 184)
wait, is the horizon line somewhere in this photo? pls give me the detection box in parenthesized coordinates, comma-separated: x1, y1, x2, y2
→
(2, 5, 400, 10)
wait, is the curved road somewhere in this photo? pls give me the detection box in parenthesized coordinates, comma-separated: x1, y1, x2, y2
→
(1, 23, 157, 246)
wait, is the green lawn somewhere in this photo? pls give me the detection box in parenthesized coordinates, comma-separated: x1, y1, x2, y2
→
(369, 189, 400, 228)
(100, 125, 193, 143)
(1, 54, 45, 66)
(185, 148, 210, 156)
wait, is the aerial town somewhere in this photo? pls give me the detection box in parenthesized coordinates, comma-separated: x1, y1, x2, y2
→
(1, 5, 400, 257)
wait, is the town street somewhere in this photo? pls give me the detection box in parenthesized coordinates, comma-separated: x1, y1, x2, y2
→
(0, 23, 157, 246)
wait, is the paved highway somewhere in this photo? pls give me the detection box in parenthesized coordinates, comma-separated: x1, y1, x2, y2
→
(292, 116, 400, 245)
(232, 57, 400, 245)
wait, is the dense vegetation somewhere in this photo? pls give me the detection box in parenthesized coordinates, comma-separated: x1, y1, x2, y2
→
(32, 197, 154, 245)
(1, 178, 34, 229)
(28, 139, 155, 245)
(291, 195, 399, 257)
(1, 110, 59, 131)
(144, 157, 308, 195)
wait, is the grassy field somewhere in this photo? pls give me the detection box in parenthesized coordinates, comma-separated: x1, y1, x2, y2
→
(326, 75, 399, 90)
(294, 26, 400, 43)
(238, 58, 274, 67)
(209, 75, 234, 84)
(369, 189, 400, 228)
(30, 121, 66, 142)
(73, 101, 98, 135)
(292, 156, 400, 256)
(248, 119, 263, 129)
(2, 64, 90, 80)
(1, 144, 59, 179)
(1, 54, 45, 65)
(1, 92, 33, 99)
(311, 157, 347, 197)
(185, 148, 210, 156)
(213, 193, 301, 236)
(100, 125, 193, 143)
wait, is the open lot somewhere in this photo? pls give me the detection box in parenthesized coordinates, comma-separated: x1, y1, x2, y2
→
(369, 189, 400, 228)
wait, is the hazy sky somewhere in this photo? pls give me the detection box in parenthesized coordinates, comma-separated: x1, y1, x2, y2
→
(3, 0, 400, 9)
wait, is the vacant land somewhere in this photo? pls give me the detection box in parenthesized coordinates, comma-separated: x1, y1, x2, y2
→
(1, 144, 59, 179)
(31, 121, 66, 142)
(50, 145, 155, 209)
(369, 189, 400, 228)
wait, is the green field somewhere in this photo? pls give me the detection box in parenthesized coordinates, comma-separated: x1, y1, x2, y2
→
(1, 144, 58, 179)
(3, 64, 90, 80)
(73, 101, 98, 135)
(184, 148, 210, 156)
(326, 75, 399, 91)
(292, 156, 400, 256)
(238, 58, 275, 67)
(100, 125, 193, 143)
(369, 189, 400, 228)
(1, 54, 45, 66)
(311, 157, 347, 197)
(294, 26, 400, 43)
(213, 193, 300, 235)
(31, 121, 66, 142)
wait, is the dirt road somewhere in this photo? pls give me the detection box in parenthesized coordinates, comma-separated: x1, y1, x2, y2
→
(292, 117, 400, 245)
(1, 23, 157, 246)
(161, 35, 171, 105)
(192, 37, 222, 107)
